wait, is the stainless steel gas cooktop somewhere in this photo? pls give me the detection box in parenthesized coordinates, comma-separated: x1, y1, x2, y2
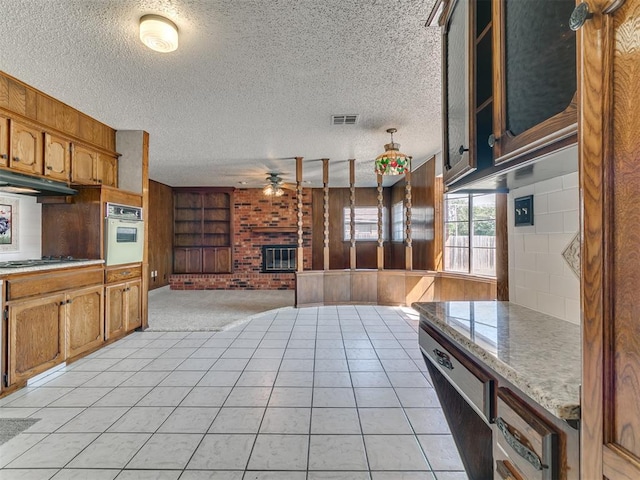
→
(0, 256, 89, 268)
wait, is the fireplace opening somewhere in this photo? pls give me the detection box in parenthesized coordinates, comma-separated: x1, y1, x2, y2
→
(262, 245, 297, 273)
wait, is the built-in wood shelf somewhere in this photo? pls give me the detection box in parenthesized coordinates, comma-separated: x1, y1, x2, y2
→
(251, 227, 297, 233)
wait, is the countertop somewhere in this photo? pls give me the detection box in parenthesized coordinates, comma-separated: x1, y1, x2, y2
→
(413, 301, 581, 421)
(0, 259, 104, 276)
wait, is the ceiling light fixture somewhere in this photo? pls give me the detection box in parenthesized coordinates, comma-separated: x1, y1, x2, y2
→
(139, 14, 179, 53)
(375, 128, 410, 175)
(263, 184, 284, 197)
(263, 173, 285, 197)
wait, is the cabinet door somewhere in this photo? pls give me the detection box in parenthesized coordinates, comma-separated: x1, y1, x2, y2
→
(66, 285, 104, 358)
(492, 0, 576, 164)
(174, 247, 202, 273)
(126, 280, 142, 331)
(442, 0, 473, 185)
(71, 144, 98, 184)
(105, 283, 126, 340)
(97, 153, 118, 187)
(8, 293, 66, 385)
(0, 114, 8, 167)
(203, 247, 232, 273)
(44, 133, 71, 181)
(10, 120, 43, 175)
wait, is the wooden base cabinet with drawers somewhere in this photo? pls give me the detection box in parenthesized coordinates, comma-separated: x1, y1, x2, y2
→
(5, 265, 104, 387)
(105, 264, 142, 340)
(419, 321, 579, 480)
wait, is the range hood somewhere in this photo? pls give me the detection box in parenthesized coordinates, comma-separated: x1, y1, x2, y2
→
(0, 170, 77, 196)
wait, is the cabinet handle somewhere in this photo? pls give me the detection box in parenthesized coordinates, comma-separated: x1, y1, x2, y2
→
(496, 417, 544, 471)
(59, 301, 65, 306)
(433, 348, 454, 370)
(458, 145, 469, 156)
(569, 2, 593, 31)
(46, 165, 53, 170)
(488, 134, 498, 148)
(0, 154, 7, 159)
(122, 271, 130, 275)
(13, 157, 20, 162)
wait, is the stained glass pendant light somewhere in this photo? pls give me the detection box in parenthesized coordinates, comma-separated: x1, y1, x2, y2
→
(375, 128, 410, 175)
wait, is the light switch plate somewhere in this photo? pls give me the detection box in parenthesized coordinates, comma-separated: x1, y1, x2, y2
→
(514, 195, 534, 226)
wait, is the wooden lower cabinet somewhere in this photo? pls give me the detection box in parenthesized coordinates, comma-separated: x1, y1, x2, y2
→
(8, 293, 66, 386)
(105, 284, 125, 339)
(174, 247, 232, 273)
(5, 265, 105, 388)
(203, 247, 232, 273)
(105, 278, 141, 340)
(66, 285, 104, 359)
(174, 247, 202, 274)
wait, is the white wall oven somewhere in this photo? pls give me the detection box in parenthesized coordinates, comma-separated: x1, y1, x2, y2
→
(104, 203, 144, 266)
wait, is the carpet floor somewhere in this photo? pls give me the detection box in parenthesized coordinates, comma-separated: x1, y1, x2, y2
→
(147, 287, 295, 331)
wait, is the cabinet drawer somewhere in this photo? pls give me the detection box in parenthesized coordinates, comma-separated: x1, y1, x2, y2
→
(419, 323, 494, 423)
(7, 267, 104, 301)
(496, 459, 525, 480)
(495, 388, 558, 480)
(105, 264, 141, 284)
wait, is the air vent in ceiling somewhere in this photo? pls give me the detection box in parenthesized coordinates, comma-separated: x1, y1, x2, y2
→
(331, 114, 359, 125)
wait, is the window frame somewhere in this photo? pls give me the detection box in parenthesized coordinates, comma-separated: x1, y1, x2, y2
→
(343, 206, 389, 242)
(444, 193, 496, 276)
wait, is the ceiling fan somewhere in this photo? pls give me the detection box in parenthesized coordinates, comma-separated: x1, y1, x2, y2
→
(263, 172, 295, 196)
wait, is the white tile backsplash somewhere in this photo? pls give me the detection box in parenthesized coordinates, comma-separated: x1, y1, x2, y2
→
(0, 194, 41, 260)
(509, 171, 580, 323)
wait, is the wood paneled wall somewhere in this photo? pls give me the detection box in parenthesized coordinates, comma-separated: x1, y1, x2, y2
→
(148, 180, 173, 290)
(412, 157, 442, 271)
(0, 71, 116, 153)
(387, 157, 442, 270)
(311, 187, 391, 270)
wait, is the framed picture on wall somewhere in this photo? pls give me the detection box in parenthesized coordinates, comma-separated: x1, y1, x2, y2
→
(0, 197, 19, 251)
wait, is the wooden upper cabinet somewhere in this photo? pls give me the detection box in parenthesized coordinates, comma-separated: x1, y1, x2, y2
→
(44, 132, 70, 181)
(442, 0, 495, 186)
(9, 119, 43, 175)
(71, 144, 98, 184)
(442, 0, 473, 185)
(97, 153, 118, 187)
(491, 0, 577, 164)
(0, 114, 9, 167)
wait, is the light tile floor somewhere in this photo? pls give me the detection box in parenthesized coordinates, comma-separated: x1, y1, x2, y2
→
(0, 305, 468, 479)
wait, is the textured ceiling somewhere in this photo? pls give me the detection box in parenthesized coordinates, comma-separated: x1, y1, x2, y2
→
(0, 0, 441, 188)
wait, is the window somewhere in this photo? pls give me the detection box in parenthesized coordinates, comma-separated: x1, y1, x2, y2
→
(392, 201, 405, 242)
(444, 193, 496, 276)
(343, 207, 388, 241)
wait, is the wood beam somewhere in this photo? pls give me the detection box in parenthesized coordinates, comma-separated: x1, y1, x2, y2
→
(405, 157, 413, 270)
(296, 156, 304, 272)
(322, 159, 330, 270)
(349, 159, 356, 269)
(377, 173, 384, 270)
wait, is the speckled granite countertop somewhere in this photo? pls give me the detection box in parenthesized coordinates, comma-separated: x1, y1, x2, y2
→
(0, 259, 104, 276)
(413, 301, 581, 421)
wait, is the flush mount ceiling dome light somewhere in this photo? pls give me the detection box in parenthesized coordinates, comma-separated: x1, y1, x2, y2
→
(139, 14, 179, 53)
(375, 128, 410, 175)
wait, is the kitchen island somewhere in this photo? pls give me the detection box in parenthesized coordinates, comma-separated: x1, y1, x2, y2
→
(413, 301, 581, 480)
